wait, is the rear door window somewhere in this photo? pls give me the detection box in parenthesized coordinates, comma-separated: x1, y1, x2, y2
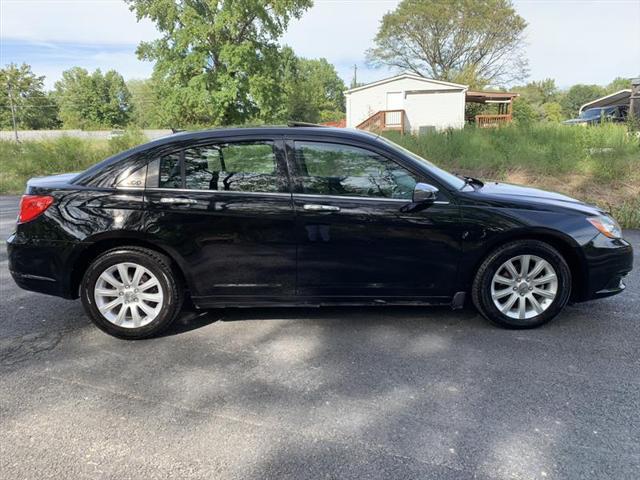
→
(158, 141, 286, 193)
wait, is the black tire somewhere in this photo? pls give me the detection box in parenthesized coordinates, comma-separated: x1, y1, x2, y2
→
(80, 247, 183, 339)
(472, 240, 571, 329)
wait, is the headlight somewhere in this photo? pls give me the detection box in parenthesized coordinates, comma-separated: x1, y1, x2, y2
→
(587, 215, 622, 239)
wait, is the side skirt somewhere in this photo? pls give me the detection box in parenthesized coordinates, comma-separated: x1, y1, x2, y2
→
(191, 295, 454, 309)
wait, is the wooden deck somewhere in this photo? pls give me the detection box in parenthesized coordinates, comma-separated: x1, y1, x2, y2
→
(475, 114, 513, 128)
(356, 110, 406, 133)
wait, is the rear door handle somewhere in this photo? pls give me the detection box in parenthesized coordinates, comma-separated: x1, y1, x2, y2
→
(159, 197, 198, 205)
(303, 204, 340, 212)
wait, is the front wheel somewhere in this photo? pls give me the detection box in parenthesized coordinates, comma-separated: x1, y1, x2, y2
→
(81, 247, 183, 339)
(472, 240, 572, 328)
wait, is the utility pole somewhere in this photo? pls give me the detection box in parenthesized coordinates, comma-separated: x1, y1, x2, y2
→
(350, 64, 358, 89)
(7, 81, 19, 142)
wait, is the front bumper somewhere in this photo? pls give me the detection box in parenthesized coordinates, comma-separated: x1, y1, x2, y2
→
(578, 233, 633, 301)
(7, 233, 78, 299)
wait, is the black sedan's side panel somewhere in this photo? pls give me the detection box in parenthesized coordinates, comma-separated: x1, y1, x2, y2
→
(140, 137, 297, 299)
(283, 136, 463, 299)
(143, 190, 297, 298)
(292, 195, 462, 298)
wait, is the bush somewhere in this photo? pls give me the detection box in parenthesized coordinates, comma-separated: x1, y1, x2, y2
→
(0, 131, 147, 194)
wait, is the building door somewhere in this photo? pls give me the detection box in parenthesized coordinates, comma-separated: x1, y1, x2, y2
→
(386, 92, 404, 110)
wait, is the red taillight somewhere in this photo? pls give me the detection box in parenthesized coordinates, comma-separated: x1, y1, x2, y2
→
(18, 195, 54, 223)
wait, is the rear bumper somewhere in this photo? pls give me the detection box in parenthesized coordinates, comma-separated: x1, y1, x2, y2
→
(578, 234, 633, 301)
(7, 233, 77, 299)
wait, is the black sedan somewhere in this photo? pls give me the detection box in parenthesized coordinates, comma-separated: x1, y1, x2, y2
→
(7, 126, 633, 338)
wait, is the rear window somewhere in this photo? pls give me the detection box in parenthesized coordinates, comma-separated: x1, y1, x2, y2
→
(157, 141, 285, 193)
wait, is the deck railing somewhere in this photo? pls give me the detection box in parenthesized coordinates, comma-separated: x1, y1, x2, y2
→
(475, 114, 512, 128)
(357, 110, 406, 133)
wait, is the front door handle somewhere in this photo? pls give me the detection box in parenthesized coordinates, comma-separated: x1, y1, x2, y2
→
(159, 197, 198, 205)
(303, 204, 340, 212)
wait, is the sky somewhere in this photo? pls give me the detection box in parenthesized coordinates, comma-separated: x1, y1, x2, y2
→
(1, 0, 639, 90)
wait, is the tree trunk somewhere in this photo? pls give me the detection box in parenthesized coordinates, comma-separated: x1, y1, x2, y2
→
(7, 85, 19, 142)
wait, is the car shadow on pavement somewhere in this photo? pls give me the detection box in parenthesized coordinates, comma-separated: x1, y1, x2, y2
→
(161, 304, 485, 338)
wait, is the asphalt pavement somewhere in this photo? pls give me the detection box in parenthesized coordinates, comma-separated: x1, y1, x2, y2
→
(1, 195, 639, 479)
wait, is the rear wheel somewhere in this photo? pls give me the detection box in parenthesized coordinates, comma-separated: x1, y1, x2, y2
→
(472, 240, 571, 328)
(81, 247, 183, 339)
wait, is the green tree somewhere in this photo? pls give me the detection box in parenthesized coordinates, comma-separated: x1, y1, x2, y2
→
(0, 63, 60, 139)
(512, 97, 537, 124)
(606, 77, 631, 93)
(55, 67, 133, 129)
(282, 49, 346, 123)
(127, 78, 162, 128)
(515, 78, 559, 105)
(125, 0, 312, 127)
(542, 102, 563, 122)
(560, 84, 606, 117)
(367, 0, 528, 86)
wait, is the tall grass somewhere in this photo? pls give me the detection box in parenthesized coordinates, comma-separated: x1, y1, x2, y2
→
(385, 123, 639, 181)
(0, 130, 146, 194)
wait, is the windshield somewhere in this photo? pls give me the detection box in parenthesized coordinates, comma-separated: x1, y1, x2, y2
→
(376, 136, 467, 190)
(579, 108, 612, 119)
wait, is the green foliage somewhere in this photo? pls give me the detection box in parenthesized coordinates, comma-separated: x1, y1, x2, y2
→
(606, 77, 632, 93)
(281, 48, 346, 123)
(55, 67, 133, 129)
(125, 0, 313, 127)
(0, 132, 147, 194)
(512, 98, 537, 124)
(127, 79, 162, 128)
(514, 79, 559, 105)
(0, 63, 61, 131)
(367, 0, 528, 86)
(542, 102, 563, 122)
(560, 84, 606, 117)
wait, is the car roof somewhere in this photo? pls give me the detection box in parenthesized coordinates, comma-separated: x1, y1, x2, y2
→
(153, 125, 380, 145)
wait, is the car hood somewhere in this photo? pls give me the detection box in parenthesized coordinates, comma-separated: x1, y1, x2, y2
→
(473, 182, 603, 215)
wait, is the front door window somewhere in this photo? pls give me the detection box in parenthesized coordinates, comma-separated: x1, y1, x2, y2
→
(292, 141, 417, 199)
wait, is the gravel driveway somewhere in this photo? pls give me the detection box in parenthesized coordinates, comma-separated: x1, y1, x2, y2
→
(1, 195, 639, 479)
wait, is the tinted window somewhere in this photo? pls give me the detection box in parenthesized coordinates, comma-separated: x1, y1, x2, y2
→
(158, 141, 283, 192)
(294, 141, 417, 199)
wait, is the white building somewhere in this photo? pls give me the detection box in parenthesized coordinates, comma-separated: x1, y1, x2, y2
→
(345, 72, 468, 134)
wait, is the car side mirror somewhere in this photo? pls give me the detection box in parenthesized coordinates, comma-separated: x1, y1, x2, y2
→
(413, 182, 439, 203)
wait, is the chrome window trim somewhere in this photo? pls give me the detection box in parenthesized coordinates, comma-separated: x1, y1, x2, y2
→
(293, 193, 449, 205)
(143, 187, 450, 204)
(145, 187, 292, 198)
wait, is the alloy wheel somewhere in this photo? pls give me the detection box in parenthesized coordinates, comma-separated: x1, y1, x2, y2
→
(93, 262, 164, 328)
(490, 254, 558, 320)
